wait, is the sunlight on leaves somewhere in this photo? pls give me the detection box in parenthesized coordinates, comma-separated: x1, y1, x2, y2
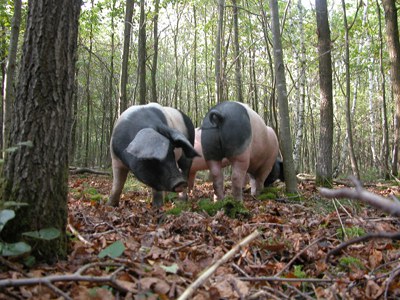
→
(1, 242, 31, 257)
(160, 263, 179, 274)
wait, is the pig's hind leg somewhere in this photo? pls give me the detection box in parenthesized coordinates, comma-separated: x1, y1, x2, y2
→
(230, 151, 250, 201)
(107, 160, 129, 207)
(207, 160, 224, 201)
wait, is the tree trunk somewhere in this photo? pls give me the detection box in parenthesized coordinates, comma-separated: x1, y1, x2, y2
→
(270, 0, 297, 193)
(382, 0, 400, 176)
(232, 0, 243, 103)
(1, 0, 81, 261)
(151, 0, 159, 103)
(138, 0, 147, 105)
(293, 0, 306, 173)
(119, 0, 134, 113)
(193, 5, 199, 126)
(377, 0, 390, 178)
(315, 0, 334, 187)
(342, 0, 360, 179)
(215, 0, 225, 103)
(2, 0, 21, 155)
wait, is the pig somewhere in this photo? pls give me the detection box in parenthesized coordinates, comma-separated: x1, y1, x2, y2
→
(200, 101, 281, 201)
(107, 103, 199, 208)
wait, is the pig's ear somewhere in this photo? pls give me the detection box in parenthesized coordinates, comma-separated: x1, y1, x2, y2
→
(125, 128, 170, 160)
(209, 109, 224, 127)
(168, 129, 200, 159)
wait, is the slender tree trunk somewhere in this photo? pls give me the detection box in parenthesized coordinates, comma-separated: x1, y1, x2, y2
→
(315, 0, 334, 187)
(377, 0, 390, 178)
(138, 0, 147, 105)
(119, 0, 134, 113)
(270, 0, 297, 193)
(382, 0, 400, 176)
(1, 0, 81, 261)
(193, 5, 199, 126)
(293, 0, 306, 173)
(341, 0, 360, 179)
(151, 0, 159, 103)
(215, 0, 225, 103)
(2, 0, 21, 155)
(232, 0, 243, 103)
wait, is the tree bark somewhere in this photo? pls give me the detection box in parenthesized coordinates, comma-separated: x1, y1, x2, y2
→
(232, 0, 243, 103)
(382, 0, 400, 176)
(270, 0, 297, 193)
(215, 0, 225, 103)
(315, 0, 334, 187)
(377, 0, 390, 178)
(119, 0, 134, 113)
(151, 0, 159, 103)
(1, 0, 81, 261)
(2, 0, 21, 155)
(341, 0, 360, 179)
(138, 0, 147, 105)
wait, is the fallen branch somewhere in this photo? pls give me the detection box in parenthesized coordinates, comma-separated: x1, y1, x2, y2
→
(69, 167, 110, 176)
(325, 232, 400, 263)
(319, 177, 400, 217)
(177, 229, 261, 300)
(0, 262, 129, 297)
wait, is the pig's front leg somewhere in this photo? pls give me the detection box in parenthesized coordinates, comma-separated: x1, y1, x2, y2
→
(207, 160, 224, 201)
(107, 160, 129, 207)
(152, 189, 164, 207)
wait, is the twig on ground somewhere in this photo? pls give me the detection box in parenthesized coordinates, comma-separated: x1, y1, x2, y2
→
(238, 276, 340, 283)
(284, 282, 315, 300)
(67, 223, 93, 246)
(385, 265, 400, 300)
(0, 262, 129, 296)
(274, 237, 325, 277)
(177, 229, 261, 300)
(326, 231, 400, 263)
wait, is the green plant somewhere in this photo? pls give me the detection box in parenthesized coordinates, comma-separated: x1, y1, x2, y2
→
(337, 226, 366, 240)
(339, 256, 364, 270)
(0, 202, 61, 259)
(293, 265, 307, 278)
(197, 198, 250, 219)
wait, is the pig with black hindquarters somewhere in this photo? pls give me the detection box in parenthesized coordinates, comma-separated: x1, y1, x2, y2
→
(200, 101, 282, 201)
(107, 103, 199, 208)
(186, 128, 283, 196)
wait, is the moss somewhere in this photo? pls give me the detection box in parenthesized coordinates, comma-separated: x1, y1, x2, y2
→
(339, 256, 364, 270)
(197, 198, 250, 219)
(337, 226, 366, 240)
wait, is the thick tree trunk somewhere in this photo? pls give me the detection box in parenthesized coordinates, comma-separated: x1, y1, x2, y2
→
(270, 0, 297, 193)
(2, 0, 21, 155)
(1, 0, 81, 261)
(382, 0, 400, 176)
(315, 0, 334, 187)
(119, 0, 134, 113)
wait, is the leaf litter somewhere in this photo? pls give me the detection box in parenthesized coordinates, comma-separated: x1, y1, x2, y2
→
(1, 174, 400, 299)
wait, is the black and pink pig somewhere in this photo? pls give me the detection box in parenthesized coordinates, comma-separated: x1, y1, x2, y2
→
(200, 101, 282, 201)
(107, 103, 199, 207)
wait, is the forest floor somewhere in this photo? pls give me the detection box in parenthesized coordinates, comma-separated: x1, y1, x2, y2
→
(1, 172, 400, 299)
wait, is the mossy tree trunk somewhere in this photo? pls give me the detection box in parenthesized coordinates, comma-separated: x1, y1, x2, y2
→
(1, 0, 81, 262)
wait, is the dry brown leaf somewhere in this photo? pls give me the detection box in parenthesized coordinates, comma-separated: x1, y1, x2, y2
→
(369, 249, 383, 269)
(365, 279, 384, 299)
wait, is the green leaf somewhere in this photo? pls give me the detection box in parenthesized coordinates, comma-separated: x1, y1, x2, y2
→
(2, 201, 29, 209)
(1, 242, 31, 257)
(98, 240, 125, 259)
(161, 263, 179, 274)
(22, 227, 61, 240)
(0, 209, 15, 232)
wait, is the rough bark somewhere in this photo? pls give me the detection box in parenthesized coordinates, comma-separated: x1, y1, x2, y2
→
(1, 0, 81, 261)
(232, 0, 243, 103)
(382, 0, 400, 176)
(151, 0, 159, 103)
(270, 0, 297, 193)
(215, 0, 225, 103)
(315, 0, 334, 187)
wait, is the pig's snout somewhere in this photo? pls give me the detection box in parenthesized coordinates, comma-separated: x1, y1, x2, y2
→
(172, 180, 188, 192)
